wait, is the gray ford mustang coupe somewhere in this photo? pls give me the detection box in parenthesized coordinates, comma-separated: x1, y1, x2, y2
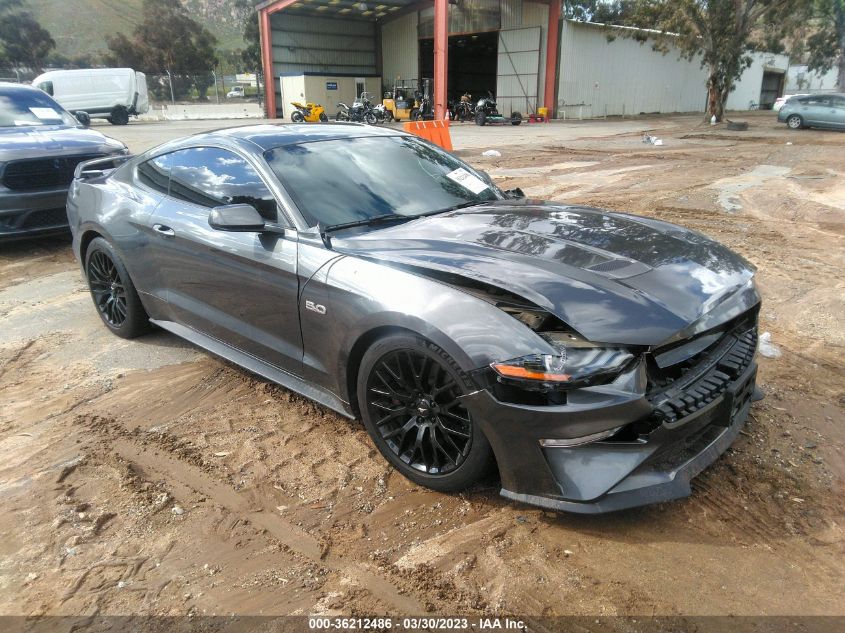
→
(68, 124, 761, 513)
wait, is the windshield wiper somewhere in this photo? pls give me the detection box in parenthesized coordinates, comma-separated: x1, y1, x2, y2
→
(318, 213, 417, 249)
(323, 213, 414, 234)
(416, 200, 489, 217)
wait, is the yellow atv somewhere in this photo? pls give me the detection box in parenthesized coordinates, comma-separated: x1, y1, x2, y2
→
(290, 101, 328, 123)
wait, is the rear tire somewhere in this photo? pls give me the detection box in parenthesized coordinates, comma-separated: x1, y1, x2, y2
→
(786, 114, 803, 130)
(357, 334, 493, 492)
(319, 112, 328, 122)
(84, 237, 150, 339)
(109, 106, 129, 126)
(291, 111, 305, 123)
(410, 108, 421, 121)
(510, 112, 522, 126)
(364, 112, 377, 125)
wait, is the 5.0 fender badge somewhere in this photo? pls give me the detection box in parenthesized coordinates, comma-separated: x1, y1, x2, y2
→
(305, 300, 326, 315)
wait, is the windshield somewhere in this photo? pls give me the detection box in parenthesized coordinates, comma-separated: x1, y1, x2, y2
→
(264, 136, 501, 227)
(0, 88, 78, 128)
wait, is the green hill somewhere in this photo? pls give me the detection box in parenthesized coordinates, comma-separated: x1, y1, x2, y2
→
(25, 0, 246, 60)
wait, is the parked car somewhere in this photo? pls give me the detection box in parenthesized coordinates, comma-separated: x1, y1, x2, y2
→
(0, 83, 127, 240)
(772, 94, 808, 112)
(226, 86, 245, 99)
(778, 93, 845, 130)
(68, 124, 761, 514)
(32, 68, 149, 125)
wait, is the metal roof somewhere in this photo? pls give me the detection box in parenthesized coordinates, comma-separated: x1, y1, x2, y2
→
(258, 0, 422, 21)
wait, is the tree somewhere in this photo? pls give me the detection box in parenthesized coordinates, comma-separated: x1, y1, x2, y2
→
(576, 1, 800, 122)
(803, 0, 845, 91)
(105, 0, 218, 100)
(0, 0, 55, 72)
(233, 0, 261, 72)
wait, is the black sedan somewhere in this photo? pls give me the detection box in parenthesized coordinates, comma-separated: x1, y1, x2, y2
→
(67, 124, 761, 513)
(0, 82, 127, 239)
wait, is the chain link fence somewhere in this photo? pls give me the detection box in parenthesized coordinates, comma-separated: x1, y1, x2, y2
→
(145, 73, 263, 106)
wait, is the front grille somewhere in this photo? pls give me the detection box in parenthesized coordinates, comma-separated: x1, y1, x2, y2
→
(2, 154, 104, 191)
(615, 307, 759, 437)
(647, 327, 757, 425)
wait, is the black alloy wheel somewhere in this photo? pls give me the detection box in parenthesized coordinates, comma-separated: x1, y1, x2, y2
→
(88, 250, 127, 327)
(84, 237, 150, 339)
(359, 334, 493, 491)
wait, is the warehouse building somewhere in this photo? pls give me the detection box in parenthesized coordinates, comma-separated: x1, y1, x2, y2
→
(256, 0, 788, 120)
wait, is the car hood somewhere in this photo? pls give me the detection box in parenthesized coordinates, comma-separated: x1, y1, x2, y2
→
(0, 125, 125, 160)
(332, 201, 759, 346)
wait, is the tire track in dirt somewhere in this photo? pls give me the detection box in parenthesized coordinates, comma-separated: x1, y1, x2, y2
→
(101, 431, 426, 613)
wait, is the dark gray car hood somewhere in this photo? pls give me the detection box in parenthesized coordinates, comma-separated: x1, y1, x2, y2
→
(0, 125, 125, 161)
(332, 201, 759, 347)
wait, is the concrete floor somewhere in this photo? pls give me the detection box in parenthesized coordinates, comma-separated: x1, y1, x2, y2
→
(91, 112, 711, 154)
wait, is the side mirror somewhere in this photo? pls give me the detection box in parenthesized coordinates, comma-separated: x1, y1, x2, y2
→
(504, 187, 525, 199)
(75, 111, 91, 127)
(209, 204, 267, 232)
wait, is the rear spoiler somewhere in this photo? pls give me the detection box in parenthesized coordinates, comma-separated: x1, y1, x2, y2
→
(74, 154, 133, 181)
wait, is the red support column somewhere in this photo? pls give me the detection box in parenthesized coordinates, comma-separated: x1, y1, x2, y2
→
(543, 0, 560, 119)
(260, 9, 276, 119)
(433, 0, 448, 120)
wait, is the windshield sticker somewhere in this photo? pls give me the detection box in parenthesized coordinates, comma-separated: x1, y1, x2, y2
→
(29, 107, 62, 120)
(446, 168, 488, 195)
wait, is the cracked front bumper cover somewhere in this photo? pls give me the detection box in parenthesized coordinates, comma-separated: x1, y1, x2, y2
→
(463, 358, 758, 514)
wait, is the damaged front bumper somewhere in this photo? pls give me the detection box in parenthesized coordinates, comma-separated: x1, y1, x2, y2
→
(462, 325, 760, 514)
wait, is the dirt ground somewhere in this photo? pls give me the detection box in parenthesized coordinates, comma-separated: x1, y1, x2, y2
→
(0, 113, 843, 622)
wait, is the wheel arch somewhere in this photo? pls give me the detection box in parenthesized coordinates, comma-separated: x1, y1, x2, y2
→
(344, 325, 422, 418)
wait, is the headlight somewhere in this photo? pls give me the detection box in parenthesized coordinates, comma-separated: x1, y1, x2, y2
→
(491, 333, 634, 389)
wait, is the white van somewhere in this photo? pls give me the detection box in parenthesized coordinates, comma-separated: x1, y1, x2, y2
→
(32, 68, 149, 125)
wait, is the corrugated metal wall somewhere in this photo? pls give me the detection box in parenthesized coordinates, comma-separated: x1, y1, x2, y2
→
(496, 27, 541, 115)
(381, 12, 419, 88)
(269, 13, 377, 115)
(557, 20, 706, 117)
(725, 52, 789, 110)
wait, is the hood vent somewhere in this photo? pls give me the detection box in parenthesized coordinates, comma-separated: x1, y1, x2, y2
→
(586, 258, 651, 279)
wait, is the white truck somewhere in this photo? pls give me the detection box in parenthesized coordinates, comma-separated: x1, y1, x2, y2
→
(32, 68, 149, 125)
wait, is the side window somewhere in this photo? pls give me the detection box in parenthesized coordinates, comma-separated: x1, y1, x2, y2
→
(137, 153, 171, 195)
(830, 96, 845, 110)
(805, 96, 829, 106)
(168, 147, 278, 221)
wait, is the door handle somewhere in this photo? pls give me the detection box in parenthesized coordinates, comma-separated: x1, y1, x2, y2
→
(153, 223, 175, 237)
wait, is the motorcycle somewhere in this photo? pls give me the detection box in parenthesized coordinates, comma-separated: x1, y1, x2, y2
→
(372, 102, 393, 123)
(475, 92, 522, 126)
(410, 90, 433, 121)
(290, 101, 328, 123)
(454, 93, 474, 122)
(336, 92, 377, 124)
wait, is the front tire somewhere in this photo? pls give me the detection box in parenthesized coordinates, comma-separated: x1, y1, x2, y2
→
(786, 114, 803, 129)
(510, 112, 522, 126)
(319, 112, 328, 122)
(475, 111, 487, 126)
(410, 108, 421, 121)
(358, 334, 493, 492)
(85, 238, 150, 339)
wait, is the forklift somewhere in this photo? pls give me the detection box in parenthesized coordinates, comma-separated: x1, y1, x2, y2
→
(382, 78, 422, 122)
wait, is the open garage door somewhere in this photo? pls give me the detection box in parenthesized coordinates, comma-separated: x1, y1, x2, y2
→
(496, 26, 541, 116)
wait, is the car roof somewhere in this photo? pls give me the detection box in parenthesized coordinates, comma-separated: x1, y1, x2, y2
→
(0, 82, 47, 95)
(199, 123, 408, 151)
